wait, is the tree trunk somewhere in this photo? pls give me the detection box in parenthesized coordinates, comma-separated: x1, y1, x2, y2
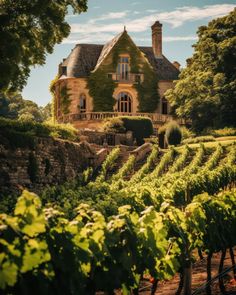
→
(183, 260, 192, 295)
(198, 248, 204, 260)
(229, 247, 236, 279)
(219, 249, 226, 294)
(150, 279, 158, 295)
(175, 269, 184, 295)
(206, 252, 212, 295)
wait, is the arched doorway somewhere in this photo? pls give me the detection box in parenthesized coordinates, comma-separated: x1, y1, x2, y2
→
(117, 92, 132, 113)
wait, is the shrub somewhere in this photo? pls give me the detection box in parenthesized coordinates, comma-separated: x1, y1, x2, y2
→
(102, 117, 126, 133)
(165, 121, 182, 146)
(204, 127, 236, 137)
(121, 116, 153, 145)
(0, 117, 78, 147)
(182, 135, 216, 145)
(102, 116, 154, 145)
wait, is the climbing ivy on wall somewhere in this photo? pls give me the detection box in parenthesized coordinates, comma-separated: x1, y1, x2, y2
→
(135, 64, 159, 112)
(87, 31, 160, 113)
(87, 69, 116, 111)
(60, 85, 71, 114)
(49, 75, 59, 122)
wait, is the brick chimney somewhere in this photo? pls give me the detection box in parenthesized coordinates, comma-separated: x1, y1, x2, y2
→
(151, 21, 162, 58)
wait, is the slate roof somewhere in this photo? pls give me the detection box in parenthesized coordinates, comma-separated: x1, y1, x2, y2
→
(60, 33, 179, 81)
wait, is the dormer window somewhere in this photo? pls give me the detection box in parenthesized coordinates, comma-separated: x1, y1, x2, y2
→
(117, 56, 130, 81)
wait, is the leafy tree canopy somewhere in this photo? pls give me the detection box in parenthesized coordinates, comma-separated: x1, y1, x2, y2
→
(166, 9, 236, 131)
(0, 92, 51, 122)
(0, 0, 87, 93)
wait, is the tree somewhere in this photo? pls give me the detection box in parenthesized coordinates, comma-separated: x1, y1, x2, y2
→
(0, 0, 87, 93)
(0, 92, 51, 122)
(166, 9, 236, 131)
(165, 121, 182, 146)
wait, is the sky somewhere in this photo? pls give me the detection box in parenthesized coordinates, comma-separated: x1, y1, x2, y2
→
(22, 0, 236, 106)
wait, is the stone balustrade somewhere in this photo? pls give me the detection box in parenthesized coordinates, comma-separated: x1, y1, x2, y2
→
(58, 112, 188, 125)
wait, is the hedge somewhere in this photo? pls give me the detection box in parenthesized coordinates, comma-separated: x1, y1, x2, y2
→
(106, 116, 154, 145)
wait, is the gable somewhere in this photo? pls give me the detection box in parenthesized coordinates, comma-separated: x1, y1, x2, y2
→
(93, 30, 152, 73)
(59, 33, 180, 80)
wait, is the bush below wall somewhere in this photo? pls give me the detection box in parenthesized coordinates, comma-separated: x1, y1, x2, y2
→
(0, 118, 79, 149)
(103, 116, 153, 145)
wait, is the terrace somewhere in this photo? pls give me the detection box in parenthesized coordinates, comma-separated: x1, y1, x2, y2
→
(58, 112, 188, 125)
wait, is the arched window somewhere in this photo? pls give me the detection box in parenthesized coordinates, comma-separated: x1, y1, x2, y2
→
(117, 92, 132, 113)
(162, 97, 168, 115)
(79, 94, 86, 112)
(117, 56, 130, 81)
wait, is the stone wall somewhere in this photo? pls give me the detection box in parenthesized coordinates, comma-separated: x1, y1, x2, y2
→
(0, 137, 96, 193)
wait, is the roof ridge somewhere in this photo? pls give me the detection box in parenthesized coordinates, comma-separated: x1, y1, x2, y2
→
(93, 31, 124, 72)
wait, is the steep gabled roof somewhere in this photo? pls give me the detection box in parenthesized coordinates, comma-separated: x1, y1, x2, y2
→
(139, 47, 180, 80)
(59, 33, 180, 81)
(94, 32, 123, 71)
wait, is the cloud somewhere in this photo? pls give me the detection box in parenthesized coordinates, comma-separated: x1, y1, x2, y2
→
(146, 9, 158, 13)
(63, 33, 198, 45)
(67, 4, 235, 44)
(156, 4, 235, 28)
(164, 36, 198, 42)
(130, 2, 139, 6)
(89, 11, 128, 24)
(62, 33, 115, 44)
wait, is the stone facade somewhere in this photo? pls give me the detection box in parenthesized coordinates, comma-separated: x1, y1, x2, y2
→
(54, 20, 180, 130)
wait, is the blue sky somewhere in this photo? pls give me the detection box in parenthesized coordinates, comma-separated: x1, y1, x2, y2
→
(22, 0, 236, 106)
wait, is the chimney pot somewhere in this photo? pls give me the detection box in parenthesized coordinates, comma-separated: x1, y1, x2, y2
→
(151, 21, 162, 58)
(173, 61, 181, 70)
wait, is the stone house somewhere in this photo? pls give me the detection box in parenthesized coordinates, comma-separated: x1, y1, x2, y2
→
(54, 21, 181, 130)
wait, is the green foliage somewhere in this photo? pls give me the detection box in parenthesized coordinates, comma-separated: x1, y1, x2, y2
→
(103, 117, 126, 133)
(151, 147, 175, 177)
(166, 9, 236, 131)
(204, 127, 236, 137)
(98, 147, 121, 180)
(180, 126, 195, 140)
(122, 116, 154, 145)
(135, 63, 159, 112)
(0, 92, 51, 122)
(111, 155, 136, 182)
(60, 85, 71, 114)
(0, 190, 180, 293)
(130, 145, 159, 183)
(169, 145, 191, 173)
(102, 116, 154, 144)
(0, 117, 78, 148)
(182, 135, 215, 145)
(1, 186, 236, 293)
(165, 121, 182, 146)
(88, 69, 116, 111)
(1, 132, 236, 293)
(0, 0, 88, 93)
(49, 75, 59, 122)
